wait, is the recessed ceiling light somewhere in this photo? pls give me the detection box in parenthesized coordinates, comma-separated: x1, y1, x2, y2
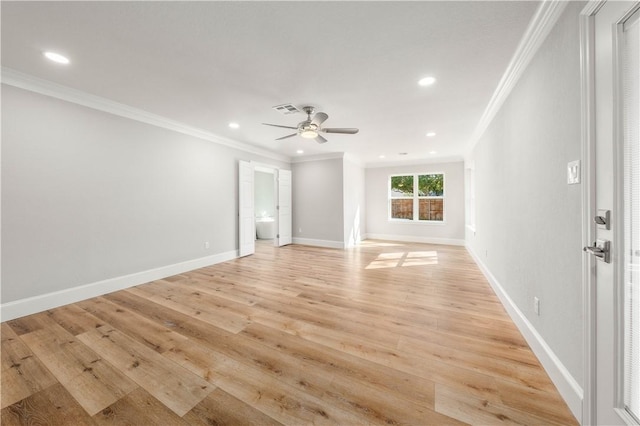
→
(228, 122, 240, 129)
(379, 155, 385, 159)
(429, 150, 437, 154)
(296, 150, 304, 154)
(418, 76, 436, 86)
(44, 51, 70, 64)
(426, 132, 436, 137)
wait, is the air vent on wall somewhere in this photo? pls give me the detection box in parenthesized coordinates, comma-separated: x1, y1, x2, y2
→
(272, 103, 301, 115)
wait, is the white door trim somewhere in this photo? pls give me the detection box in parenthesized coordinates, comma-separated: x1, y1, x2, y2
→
(581, 2, 640, 424)
(579, 4, 603, 425)
(612, 5, 640, 424)
(277, 168, 292, 247)
(238, 160, 255, 257)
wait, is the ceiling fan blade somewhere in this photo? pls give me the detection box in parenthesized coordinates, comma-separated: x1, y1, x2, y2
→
(311, 112, 329, 126)
(321, 128, 359, 134)
(263, 123, 298, 130)
(275, 133, 298, 141)
(314, 134, 328, 144)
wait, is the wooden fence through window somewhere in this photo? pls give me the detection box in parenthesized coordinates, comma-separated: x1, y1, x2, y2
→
(391, 199, 443, 221)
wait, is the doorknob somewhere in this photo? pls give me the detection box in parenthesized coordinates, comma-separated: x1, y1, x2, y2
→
(583, 239, 611, 263)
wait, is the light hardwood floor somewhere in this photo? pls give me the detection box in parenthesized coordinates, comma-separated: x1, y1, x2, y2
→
(1, 240, 577, 425)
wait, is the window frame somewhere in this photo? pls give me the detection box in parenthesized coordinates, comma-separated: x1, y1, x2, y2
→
(388, 172, 446, 223)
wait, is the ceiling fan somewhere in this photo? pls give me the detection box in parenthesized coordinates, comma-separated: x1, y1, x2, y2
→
(262, 106, 359, 144)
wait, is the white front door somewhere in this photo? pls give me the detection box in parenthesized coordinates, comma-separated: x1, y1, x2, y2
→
(277, 169, 292, 246)
(585, 1, 640, 424)
(238, 160, 255, 257)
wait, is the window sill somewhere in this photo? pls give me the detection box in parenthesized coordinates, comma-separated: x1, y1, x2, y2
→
(388, 219, 447, 226)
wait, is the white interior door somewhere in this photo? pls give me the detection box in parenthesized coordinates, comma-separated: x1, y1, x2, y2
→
(587, 1, 640, 424)
(277, 169, 292, 247)
(238, 160, 255, 257)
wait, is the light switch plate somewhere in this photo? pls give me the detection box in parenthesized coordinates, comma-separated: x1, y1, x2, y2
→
(567, 160, 580, 184)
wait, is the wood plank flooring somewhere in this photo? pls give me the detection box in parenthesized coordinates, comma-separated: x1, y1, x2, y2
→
(1, 240, 578, 425)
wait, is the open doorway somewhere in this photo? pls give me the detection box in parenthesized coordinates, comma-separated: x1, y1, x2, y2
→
(254, 166, 277, 243)
(239, 160, 292, 257)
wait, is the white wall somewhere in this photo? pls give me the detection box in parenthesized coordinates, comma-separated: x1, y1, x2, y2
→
(466, 0, 584, 401)
(254, 171, 275, 218)
(1, 84, 289, 312)
(292, 157, 344, 247)
(343, 156, 366, 248)
(365, 161, 465, 245)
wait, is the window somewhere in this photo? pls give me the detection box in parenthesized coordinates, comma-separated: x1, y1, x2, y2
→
(389, 173, 444, 222)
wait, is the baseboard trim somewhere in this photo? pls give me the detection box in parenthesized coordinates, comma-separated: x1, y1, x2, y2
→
(292, 238, 344, 249)
(0, 250, 238, 322)
(465, 244, 583, 423)
(365, 234, 465, 246)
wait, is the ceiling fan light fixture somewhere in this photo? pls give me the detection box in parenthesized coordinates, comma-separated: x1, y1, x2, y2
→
(263, 106, 358, 143)
(300, 129, 318, 139)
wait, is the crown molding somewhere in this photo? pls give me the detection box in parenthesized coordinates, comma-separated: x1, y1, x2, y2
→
(290, 152, 345, 164)
(365, 155, 464, 169)
(290, 152, 367, 168)
(1, 67, 291, 164)
(465, 0, 569, 155)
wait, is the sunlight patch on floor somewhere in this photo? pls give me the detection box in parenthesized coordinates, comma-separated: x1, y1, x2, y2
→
(359, 241, 404, 248)
(365, 251, 438, 269)
(377, 252, 405, 260)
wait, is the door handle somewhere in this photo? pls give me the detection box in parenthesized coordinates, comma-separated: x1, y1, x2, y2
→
(583, 240, 611, 263)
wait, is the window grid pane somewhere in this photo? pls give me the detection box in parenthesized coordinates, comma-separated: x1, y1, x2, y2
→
(418, 174, 444, 196)
(391, 199, 413, 220)
(390, 175, 414, 197)
(419, 199, 444, 221)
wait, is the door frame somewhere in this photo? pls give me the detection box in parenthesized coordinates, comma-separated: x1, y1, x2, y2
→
(276, 168, 292, 247)
(580, 5, 601, 424)
(239, 160, 292, 252)
(580, 2, 640, 424)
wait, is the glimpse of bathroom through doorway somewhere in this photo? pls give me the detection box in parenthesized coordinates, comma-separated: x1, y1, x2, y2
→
(254, 166, 276, 242)
(239, 160, 292, 257)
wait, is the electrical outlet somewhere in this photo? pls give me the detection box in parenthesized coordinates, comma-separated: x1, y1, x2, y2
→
(204, 241, 210, 249)
(534, 297, 540, 315)
(299, 228, 302, 233)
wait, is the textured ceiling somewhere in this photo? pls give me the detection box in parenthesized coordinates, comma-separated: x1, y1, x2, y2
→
(1, 1, 539, 166)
